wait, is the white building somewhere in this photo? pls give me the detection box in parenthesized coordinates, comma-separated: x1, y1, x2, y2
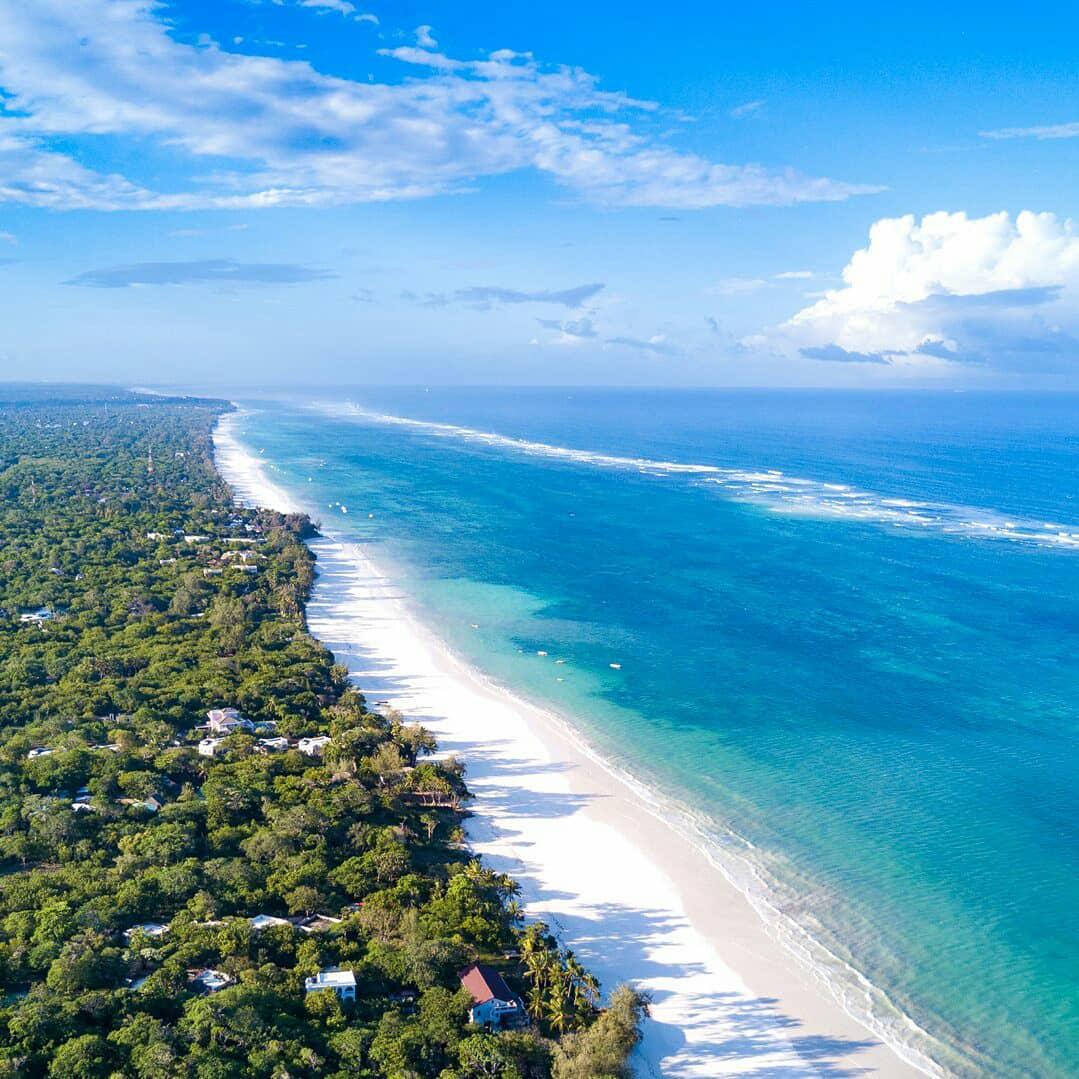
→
(198, 737, 226, 757)
(26, 747, 55, 759)
(188, 968, 232, 993)
(123, 922, 169, 942)
(19, 608, 53, 625)
(297, 736, 331, 757)
(256, 737, 290, 753)
(304, 969, 356, 1001)
(249, 914, 292, 931)
(459, 964, 525, 1030)
(206, 708, 254, 734)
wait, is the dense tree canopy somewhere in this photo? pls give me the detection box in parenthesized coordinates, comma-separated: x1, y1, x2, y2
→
(0, 389, 645, 1077)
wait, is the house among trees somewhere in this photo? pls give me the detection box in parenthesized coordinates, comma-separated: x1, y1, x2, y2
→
(295, 913, 342, 934)
(297, 735, 331, 757)
(249, 914, 292, 932)
(197, 737, 226, 757)
(206, 707, 254, 734)
(459, 963, 526, 1030)
(256, 736, 290, 753)
(18, 607, 54, 625)
(304, 968, 356, 1002)
(187, 968, 232, 994)
(123, 922, 169, 943)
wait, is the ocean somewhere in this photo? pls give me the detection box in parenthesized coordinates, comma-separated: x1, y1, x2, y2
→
(229, 388, 1079, 1077)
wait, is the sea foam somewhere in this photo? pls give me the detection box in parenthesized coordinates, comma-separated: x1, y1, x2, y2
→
(312, 401, 1079, 551)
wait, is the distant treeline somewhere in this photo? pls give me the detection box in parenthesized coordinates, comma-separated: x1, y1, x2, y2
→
(0, 391, 645, 1078)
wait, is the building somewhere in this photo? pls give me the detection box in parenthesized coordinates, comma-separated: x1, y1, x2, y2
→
(206, 708, 254, 734)
(249, 914, 292, 931)
(198, 737, 226, 757)
(304, 968, 356, 1002)
(295, 914, 342, 934)
(123, 922, 169, 942)
(18, 608, 53, 626)
(256, 736, 290, 753)
(297, 735, 331, 757)
(26, 747, 55, 759)
(459, 964, 525, 1030)
(187, 968, 232, 994)
(118, 796, 161, 813)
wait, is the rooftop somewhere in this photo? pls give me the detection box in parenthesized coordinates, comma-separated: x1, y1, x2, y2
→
(306, 969, 356, 989)
(459, 963, 515, 1005)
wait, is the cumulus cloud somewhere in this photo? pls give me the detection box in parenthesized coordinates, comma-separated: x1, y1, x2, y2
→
(405, 282, 604, 309)
(415, 25, 438, 48)
(64, 259, 336, 288)
(784, 210, 1079, 370)
(0, 0, 879, 212)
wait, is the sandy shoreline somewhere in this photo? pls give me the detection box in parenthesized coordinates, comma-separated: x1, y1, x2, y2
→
(213, 410, 930, 1079)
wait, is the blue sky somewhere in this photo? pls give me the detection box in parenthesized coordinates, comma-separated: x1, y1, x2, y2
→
(0, 0, 1077, 388)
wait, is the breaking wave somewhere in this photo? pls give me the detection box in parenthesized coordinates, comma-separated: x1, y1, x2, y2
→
(315, 401, 1079, 551)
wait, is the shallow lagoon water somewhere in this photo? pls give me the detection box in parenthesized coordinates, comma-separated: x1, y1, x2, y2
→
(236, 389, 1079, 1077)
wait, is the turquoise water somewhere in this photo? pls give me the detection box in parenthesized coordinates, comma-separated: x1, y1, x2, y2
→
(233, 389, 1079, 1077)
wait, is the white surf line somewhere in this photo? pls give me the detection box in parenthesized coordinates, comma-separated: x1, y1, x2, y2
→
(309, 399, 1079, 550)
(214, 408, 940, 1078)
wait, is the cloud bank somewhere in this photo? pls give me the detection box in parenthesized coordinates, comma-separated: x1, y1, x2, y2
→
(785, 210, 1079, 370)
(0, 0, 879, 212)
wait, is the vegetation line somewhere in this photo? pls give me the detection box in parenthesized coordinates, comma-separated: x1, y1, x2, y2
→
(0, 385, 645, 1079)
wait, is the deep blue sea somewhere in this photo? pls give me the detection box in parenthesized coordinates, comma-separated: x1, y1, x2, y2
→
(232, 389, 1079, 1077)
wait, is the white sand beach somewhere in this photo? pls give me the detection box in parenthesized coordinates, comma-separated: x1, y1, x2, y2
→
(214, 412, 930, 1079)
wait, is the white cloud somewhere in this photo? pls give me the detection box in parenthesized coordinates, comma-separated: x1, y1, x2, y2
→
(0, 230, 16, 244)
(415, 25, 438, 49)
(730, 100, 765, 119)
(774, 269, 813, 279)
(606, 333, 678, 356)
(784, 210, 1079, 369)
(712, 276, 769, 295)
(301, 0, 355, 12)
(0, 0, 879, 212)
(981, 121, 1079, 140)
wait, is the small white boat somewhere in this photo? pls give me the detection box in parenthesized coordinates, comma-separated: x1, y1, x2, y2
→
(609, 662, 622, 670)
(537, 650, 548, 656)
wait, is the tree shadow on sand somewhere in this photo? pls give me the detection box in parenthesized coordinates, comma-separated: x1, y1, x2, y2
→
(304, 551, 885, 1078)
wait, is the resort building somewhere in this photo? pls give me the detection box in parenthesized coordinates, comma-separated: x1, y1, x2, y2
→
(249, 914, 292, 931)
(197, 737, 226, 757)
(123, 922, 169, 942)
(295, 913, 342, 934)
(304, 968, 356, 1001)
(256, 736, 290, 753)
(18, 608, 54, 625)
(297, 735, 331, 757)
(206, 708, 254, 734)
(459, 964, 525, 1030)
(26, 747, 55, 759)
(187, 968, 232, 994)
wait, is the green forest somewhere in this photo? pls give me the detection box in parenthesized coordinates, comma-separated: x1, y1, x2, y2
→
(0, 387, 645, 1078)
